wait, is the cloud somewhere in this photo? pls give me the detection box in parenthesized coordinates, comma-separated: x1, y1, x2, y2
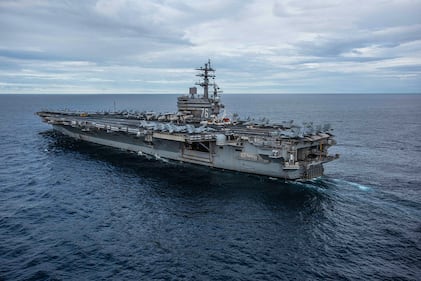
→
(0, 0, 420, 94)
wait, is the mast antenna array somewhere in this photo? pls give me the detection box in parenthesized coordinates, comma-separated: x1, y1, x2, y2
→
(195, 59, 215, 99)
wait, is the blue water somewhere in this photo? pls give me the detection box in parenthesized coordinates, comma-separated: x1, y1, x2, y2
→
(0, 94, 420, 280)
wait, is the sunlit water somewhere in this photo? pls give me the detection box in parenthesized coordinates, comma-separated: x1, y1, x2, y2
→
(0, 94, 420, 280)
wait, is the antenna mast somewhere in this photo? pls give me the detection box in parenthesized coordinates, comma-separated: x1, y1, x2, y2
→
(195, 59, 215, 99)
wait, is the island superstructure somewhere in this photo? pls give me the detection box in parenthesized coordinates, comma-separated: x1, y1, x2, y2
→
(37, 60, 339, 180)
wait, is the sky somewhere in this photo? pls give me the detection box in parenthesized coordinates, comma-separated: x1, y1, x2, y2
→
(0, 0, 420, 94)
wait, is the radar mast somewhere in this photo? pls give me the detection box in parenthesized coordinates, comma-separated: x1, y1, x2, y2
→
(195, 59, 215, 99)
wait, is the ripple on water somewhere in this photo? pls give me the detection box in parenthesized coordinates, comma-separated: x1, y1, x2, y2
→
(1, 94, 421, 280)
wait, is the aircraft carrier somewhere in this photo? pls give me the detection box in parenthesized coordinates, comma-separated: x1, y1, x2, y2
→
(37, 60, 339, 180)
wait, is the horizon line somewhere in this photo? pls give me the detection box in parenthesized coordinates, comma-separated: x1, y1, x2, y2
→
(1, 92, 420, 95)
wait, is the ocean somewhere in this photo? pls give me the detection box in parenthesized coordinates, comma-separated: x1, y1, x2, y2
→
(0, 94, 420, 280)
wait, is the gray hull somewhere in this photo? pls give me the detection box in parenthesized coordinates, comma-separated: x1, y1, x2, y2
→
(53, 124, 306, 179)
